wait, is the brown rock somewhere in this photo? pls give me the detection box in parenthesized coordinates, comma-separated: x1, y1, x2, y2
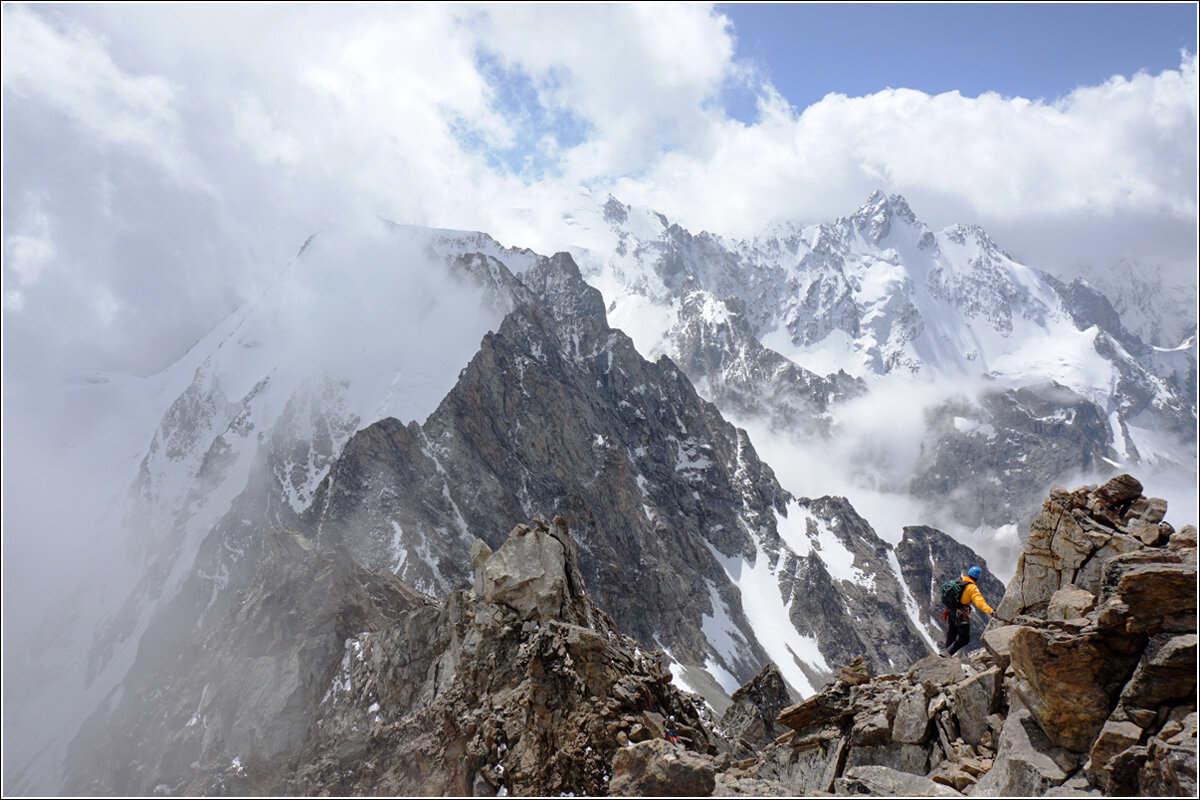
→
(1168, 524, 1198, 551)
(609, 739, 715, 797)
(906, 654, 966, 688)
(930, 766, 977, 791)
(1096, 474, 1143, 508)
(1125, 496, 1168, 525)
(840, 654, 871, 686)
(1008, 626, 1141, 752)
(1128, 518, 1170, 547)
(1119, 634, 1198, 711)
(1087, 718, 1144, 790)
(1046, 585, 1096, 621)
(777, 682, 852, 733)
(1114, 561, 1198, 634)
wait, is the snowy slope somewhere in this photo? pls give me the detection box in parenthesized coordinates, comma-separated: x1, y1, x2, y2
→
(543, 191, 1196, 544)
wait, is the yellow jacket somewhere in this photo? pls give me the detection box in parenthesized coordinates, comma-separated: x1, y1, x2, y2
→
(960, 577, 993, 615)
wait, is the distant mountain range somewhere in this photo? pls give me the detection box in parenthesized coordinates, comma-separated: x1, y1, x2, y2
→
(5, 193, 1194, 794)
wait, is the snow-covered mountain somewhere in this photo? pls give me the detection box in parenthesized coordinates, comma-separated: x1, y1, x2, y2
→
(17, 218, 995, 795)
(1070, 257, 1198, 350)
(549, 191, 1196, 537)
(9, 195, 1195, 794)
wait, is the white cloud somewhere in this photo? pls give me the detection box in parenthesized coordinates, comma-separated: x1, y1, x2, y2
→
(4, 197, 56, 285)
(608, 53, 1198, 279)
(1, 4, 1195, 387)
(1, 4, 193, 184)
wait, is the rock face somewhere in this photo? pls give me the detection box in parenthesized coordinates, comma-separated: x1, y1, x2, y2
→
(66, 528, 434, 796)
(718, 662, 795, 750)
(73, 519, 716, 796)
(895, 524, 1007, 649)
(714, 475, 1196, 798)
(609, 738, 716, 797)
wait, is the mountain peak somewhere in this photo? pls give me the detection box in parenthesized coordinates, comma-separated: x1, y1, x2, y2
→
(849, 190, 919, 243)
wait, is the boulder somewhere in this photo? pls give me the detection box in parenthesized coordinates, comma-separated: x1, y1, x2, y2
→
(1119, 634, 1197, 711)
(972, 707, 1074, 796)
(719, 662, 795, 747)
(1008, 625, 1140, 752)
(952, 667, 1000, 745)
(777, 682, 853, 733)
(835, 764, 962, 796)
(844, 742, 930, 776)
(481, 528, 570, 619)
(891, 685, 932, 744)
(1168, 525, 1198, 552)
(849, 710, 891, 747)
(1087, 718, 1144, 793)
(906, 655, 965, 689)
(1125, 496, 1168, 525)
(609, 739, 716, 797)
(1110, 561, 1198, 634)
(1095, 474, 1143, 507)
(981, 625, 1022, 671)
(928, 764, 978, 792)
(1128, 518, 1169, 547)
(1046, 585, 1096, 621)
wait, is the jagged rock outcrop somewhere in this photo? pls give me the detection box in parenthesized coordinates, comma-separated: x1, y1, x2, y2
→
(269, 517, 713, 796)
(710, 474, 1196, 797)
(718, 662, 796, 752)
(75, 517, 717, 796)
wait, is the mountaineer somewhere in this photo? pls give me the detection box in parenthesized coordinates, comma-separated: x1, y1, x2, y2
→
(939, 565, 994, 656)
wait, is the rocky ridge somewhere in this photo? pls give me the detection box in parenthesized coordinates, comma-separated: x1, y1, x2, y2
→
(703, 474, 1196, 797)
(65, 233, 1005, 794)
(102, 517, 717, 796)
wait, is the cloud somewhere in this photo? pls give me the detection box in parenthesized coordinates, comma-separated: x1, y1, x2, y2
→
(1, 3, 1195, 390)
(608, 53, 1198, 278)
(0, 4, 195, 185)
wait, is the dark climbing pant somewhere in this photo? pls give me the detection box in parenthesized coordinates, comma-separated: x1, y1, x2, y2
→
(945, 615, 971, 655)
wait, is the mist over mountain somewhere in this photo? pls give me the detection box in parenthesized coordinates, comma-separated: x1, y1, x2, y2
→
(3, 195, 1195, 796)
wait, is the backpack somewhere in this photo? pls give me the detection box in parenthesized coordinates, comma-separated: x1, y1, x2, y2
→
(940, 579, 968, 609)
